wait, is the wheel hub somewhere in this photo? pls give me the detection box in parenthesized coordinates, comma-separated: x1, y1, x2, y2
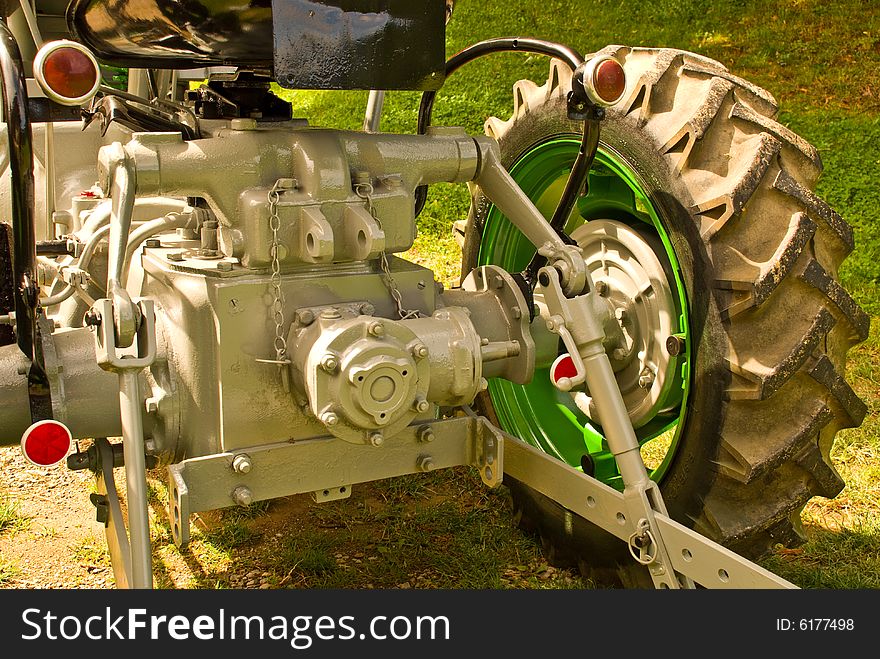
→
(568, 219, 678, 429)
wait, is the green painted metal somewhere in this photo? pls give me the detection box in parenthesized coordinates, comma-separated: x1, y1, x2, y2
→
(477, 137, 691, 488)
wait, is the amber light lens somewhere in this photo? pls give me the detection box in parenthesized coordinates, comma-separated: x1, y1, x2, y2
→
(41, 46, 99, 101)
(593, 58, 626, 104)
(21, 420, 72, 466)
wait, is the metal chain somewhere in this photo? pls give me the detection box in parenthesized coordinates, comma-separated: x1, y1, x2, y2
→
(354, 182, 420, 320)
(258, 179, 293, 365)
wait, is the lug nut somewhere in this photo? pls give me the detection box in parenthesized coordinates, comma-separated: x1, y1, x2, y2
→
(232, 454, 253, 474)
(368, 321, 385, 337)
(232, 486, 253, 507)
(369, 432, 384, 447)
(320, 354, 339, 373)
(418, 455, 435, 472)
(321, 411, 339, 426)
(666, 335, 685, 356)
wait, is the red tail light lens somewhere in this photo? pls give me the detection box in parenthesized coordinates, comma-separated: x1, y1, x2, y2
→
(551, 353, 578, 385)
(20, 420, 72, 466)
(582, 56, 627, 107)
(34, 40, 100, 106)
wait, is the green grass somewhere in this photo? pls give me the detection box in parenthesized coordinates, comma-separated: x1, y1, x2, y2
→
(0, 555, 19, 586)
(0, 495, 28, 535)
(268, 0, 880, 588)
(267, 469, 588, 589)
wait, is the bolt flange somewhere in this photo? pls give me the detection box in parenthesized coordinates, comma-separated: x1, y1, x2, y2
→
(232, 454, 253, 474)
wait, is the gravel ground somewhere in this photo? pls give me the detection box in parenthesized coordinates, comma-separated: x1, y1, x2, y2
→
(0, 445, 114, 588)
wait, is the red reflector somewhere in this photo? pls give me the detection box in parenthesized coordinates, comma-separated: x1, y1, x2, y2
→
(34, 41, 100, 106)
(593, 58, 626, 104)
(551, 354, 578, 384)
(20, 420, 72, 467)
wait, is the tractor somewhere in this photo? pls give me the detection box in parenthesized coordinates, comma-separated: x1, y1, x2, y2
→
(0, 0, 868, 588)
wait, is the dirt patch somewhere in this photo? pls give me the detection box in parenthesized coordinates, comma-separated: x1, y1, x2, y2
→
(0, 444, 584, 590)
(0, 445, 113, 588)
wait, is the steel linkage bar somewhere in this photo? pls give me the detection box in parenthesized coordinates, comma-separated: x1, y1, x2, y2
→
(501, 431, 796, 589)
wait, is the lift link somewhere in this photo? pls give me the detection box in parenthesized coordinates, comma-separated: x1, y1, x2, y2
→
(536, 263, 692, 588)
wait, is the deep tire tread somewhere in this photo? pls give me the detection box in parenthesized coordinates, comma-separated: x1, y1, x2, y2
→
(469, 45, 867, 585)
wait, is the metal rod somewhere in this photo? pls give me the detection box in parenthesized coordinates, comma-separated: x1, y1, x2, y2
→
(362, 90, 385, 132)
(119, 369, 152, 588)
(45, 120, 55, 238)
(17, 0, 43, 48)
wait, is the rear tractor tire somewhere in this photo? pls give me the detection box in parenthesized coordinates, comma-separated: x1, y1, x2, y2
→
(462, 46, 869, 586)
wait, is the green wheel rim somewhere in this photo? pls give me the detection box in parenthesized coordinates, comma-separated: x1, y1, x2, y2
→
(477, 137, 691, 489)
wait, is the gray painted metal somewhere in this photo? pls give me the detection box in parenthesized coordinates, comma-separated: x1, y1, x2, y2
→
(95, 438, 132, 589)
(167, 415, 503, 547)
(501, 430, 796, 588)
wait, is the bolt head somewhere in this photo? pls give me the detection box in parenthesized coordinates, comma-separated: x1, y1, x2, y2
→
(418, 455, 435, 472)
(145, 238, 161, 248)
(359, 303, 375, 316)
(418, 426, 435, 443)
(368, 321, 385, 337)
(638, 373, 655, 389)
(217, 261, 233, 272)
(412, 343, 429, 359)
(414, 397, 430, 413)
(296, 309, 315, 325)
(321, 411, 339, 426)
(615, 307, 627, 321)
(232, 454, 253, 474)
(612, 347, 628, 361)
(369, 432, 384, 447)
(595, 280, 609, 297)
(167, 252, 184, 262)
(666, 335, 685, 356)
(233, 486, 253, 507)
(320, 354, 339, 373)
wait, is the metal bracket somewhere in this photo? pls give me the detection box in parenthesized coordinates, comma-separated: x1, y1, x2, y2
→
(166, 415, 503, 548)
(500, 428, 796, 588)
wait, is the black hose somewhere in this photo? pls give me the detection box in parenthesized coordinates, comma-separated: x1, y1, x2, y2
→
(0, 18, 37, 361)
(0, 18, 53, 422)
(414, 37, 586, 217)
(521, 118, 600, 287)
